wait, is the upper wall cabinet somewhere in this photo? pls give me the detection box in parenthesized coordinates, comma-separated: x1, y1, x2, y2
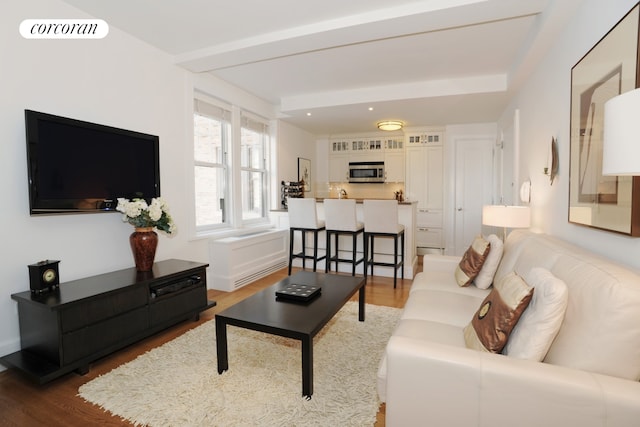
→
(328, 135, 404, 182)
(406, 131, 444, 146)
(385, 151, 405, 183)
(330, 140, 350, 153)
(329, 152, 349, 182)
(384, 137, 404, 151)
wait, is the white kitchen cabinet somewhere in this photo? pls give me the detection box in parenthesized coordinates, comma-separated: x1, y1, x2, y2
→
(330, 139, 350, 153)
(385, 151, 404, 183)
(406, 145, 443, 210)
(350, 137, 383, 153)
(407, 131, 443, 146)
(384, 137, 404, 151)
(328, 153, 349, 182)
(416, 226, 442, 250)
(405, 133, 444, 252)
(349, 152, 383, 163)
(329, 134, 406, 183)
(329, 138, 350, 182)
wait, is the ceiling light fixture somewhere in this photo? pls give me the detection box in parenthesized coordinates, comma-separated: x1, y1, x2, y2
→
(377, 120, 403, 131)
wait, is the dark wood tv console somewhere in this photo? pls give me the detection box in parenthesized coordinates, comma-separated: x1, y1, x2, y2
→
(0, 259, 215, 384)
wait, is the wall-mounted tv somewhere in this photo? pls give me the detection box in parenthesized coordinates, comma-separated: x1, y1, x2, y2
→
(25, 109, 160, 215)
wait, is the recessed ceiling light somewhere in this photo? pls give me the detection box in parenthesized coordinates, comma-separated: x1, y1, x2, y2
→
(368, 107, 374, 111)
(306, 112, 312, 116)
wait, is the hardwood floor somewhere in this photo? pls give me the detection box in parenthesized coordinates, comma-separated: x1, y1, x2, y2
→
(0, 266, 416, 426)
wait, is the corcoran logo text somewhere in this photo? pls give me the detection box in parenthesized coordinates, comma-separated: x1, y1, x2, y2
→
(20, 19, 109, 39)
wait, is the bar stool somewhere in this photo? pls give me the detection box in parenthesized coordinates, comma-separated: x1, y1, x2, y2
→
(363, 200, 405, 288)
(324, 199, 365, 276)
(287, 198, 326, 275)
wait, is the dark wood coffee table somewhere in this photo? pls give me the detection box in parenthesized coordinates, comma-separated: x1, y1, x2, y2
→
(215, 271, 366, 398)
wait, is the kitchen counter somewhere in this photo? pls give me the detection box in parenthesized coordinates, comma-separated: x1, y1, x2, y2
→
(269, 200, 417, 278)
(316, 197, 415, 205)
(271, 198, 415, 213)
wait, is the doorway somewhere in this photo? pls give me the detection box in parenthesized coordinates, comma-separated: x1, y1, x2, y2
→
(453, 138, 495, 255)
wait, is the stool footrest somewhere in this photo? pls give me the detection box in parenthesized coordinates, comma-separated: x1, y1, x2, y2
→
(292, 252, 327, 261)
(367, 260, 402, 268)
(328, 256, 365, 264)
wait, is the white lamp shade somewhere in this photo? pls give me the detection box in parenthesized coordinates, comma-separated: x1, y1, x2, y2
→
(482, 205, 531, 228)
(602, 88, 640, 176)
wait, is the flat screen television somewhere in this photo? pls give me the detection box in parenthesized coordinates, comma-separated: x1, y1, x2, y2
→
(25, 109, 160, 215)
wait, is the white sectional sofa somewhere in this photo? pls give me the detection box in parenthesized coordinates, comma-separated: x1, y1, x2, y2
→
(378, 230, 640, 427)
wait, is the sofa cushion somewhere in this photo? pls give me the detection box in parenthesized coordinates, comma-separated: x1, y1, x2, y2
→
(474, 234, 504, 289)
(501, 230, 640, 381)
(545, 252, 640, 380)
(394, 319, 467, 348)
(503, 267, 568, 361)
(455, 235, 491, 287)
(402, 289, 486, 327)
(464, 271, 534, 353)
(495, 230, 559, 284)
(411, 271, 491, 300)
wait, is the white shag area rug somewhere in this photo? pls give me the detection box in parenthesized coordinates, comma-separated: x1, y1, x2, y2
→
(78, 301, 401, 427)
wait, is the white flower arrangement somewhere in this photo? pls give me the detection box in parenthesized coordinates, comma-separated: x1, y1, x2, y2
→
(116, 197, 176, 234)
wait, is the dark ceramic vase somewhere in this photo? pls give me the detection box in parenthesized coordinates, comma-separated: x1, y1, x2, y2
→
(130, 227, 158, 271)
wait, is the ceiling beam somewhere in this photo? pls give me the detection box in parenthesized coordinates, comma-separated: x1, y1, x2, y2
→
(174, 0, 545, 73)
(280, 74, 508, 111)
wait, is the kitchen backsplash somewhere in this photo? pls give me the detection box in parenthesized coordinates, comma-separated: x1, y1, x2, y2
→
(315, 182, 405, 200)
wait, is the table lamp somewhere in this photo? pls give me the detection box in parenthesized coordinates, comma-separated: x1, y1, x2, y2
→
(482, 205, 531, 241)
(602, 87, 640, 176)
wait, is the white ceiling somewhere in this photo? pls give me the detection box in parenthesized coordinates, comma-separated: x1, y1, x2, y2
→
(60, 0, 585, 135)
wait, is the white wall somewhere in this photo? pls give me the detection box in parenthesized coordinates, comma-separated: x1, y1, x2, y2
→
(499, 0, 640, 270)
(276, 121, 317, 198)
(0, 0, 311, 359)
(0, 0, 192, 356)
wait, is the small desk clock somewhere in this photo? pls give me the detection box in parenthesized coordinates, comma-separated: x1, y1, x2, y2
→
(28, 260, 60, 293)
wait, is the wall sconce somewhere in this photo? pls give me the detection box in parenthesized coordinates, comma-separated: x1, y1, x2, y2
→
(520, 180, 531, 203)
(543, 137, 559, 184)
(482, 205, 531, 241)
(377, 121, 403, 131)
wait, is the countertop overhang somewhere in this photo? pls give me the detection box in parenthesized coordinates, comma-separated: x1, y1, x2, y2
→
(272, 198, 415, 212)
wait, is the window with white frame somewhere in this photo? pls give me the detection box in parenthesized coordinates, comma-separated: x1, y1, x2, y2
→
(240, 114, 269, 221)
(193, 97, 230, 230)
(193, 93, 271, 234)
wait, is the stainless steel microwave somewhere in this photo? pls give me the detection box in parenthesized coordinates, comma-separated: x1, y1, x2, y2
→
(348, 161, 385, 183)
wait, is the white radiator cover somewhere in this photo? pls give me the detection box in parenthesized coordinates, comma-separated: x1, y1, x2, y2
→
(208, 229, 288, 291)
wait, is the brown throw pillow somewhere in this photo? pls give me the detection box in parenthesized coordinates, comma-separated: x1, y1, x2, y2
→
(463, 271, 534, 353)
(454, 235, 490, 287)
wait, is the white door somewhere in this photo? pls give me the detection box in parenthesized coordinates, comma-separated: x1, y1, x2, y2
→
(454, 138, 495, 255)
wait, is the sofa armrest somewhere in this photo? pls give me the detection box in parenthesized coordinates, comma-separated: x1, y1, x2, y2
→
(385, 336, 640, 427)
(422, 254, 461, 273)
